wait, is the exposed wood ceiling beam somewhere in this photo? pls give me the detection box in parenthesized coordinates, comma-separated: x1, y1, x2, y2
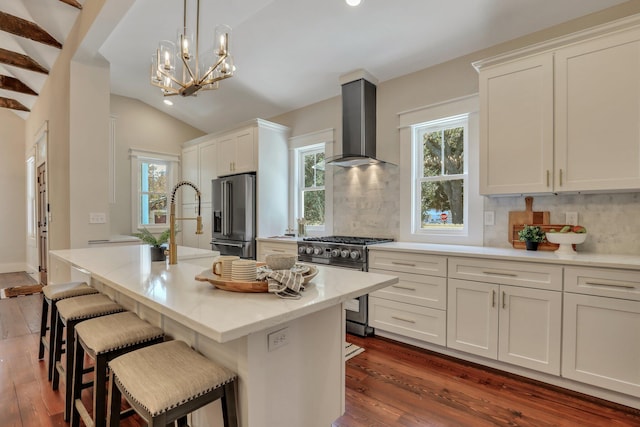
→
(0, 74, 37, 95)
(0, 48, 48, 74)
(59, 0, 82, 10)
(0, 12, 62, 49)
(0, 96, 30, 112)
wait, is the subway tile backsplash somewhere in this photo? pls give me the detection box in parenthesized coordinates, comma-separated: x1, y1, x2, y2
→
(332, 166, 640, 255)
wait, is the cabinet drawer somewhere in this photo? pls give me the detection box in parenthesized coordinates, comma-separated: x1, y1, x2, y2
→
(565, 266, 640, 301)
(448, 257, 562, 291)
(257, 241, 298, 261)
(370, 269, 446, 310)
(369, 250, 446, 277)
(369, 297, 446, 346)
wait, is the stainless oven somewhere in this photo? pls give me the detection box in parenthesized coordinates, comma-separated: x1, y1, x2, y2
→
(297, 236, 393, 336)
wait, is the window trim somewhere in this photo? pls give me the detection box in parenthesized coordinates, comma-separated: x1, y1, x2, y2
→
(129, 149, 179, 233)
(399, 95, 483, 245)
(288, 129, 334, 236)
(297, 144, 325, 232)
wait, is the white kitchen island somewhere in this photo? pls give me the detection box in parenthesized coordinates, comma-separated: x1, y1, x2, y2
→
(49, 245, 398, 427)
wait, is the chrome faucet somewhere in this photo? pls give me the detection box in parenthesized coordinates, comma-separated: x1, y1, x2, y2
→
(168, 181, 203, 264)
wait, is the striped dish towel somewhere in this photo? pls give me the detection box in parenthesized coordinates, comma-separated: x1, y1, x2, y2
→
(257, 270, 305, 299)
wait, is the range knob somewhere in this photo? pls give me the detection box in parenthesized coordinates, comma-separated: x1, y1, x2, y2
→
(305, 246, 314, 255)
(350, 250, 360, 260)
(331, 248, 341, 258)
(341, 249, 350, 258)
(313, 247, 323, 256)
(298, 246, 307, 254)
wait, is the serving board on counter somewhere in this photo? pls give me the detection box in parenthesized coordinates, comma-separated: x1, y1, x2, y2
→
(511, 224, 575, 251)
(195, 265, 319, 293)
(507, 197, 550, 243)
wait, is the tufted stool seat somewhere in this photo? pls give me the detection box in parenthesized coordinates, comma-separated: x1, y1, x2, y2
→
(71, 312, 164, 427)
(107, 340, 238, 427)
(38, 281, 99, 381)
(52, 293, 125, 421)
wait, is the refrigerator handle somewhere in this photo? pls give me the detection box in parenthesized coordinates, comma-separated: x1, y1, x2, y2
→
(222, 180, 232, 236)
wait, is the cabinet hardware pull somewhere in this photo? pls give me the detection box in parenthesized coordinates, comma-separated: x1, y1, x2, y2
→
(271, 249, 285, 253)
(492, 290, 496, 308)
(482, 270, 517, 277)
(392, 285, 417, 291)
(584, 280, 636, 289)
(559, 169, 563, 186)
(391, 316, 416, 324)
(391, 261, 416, 267)
(546, 170, 550, 187)
(502, 291, 506, 309)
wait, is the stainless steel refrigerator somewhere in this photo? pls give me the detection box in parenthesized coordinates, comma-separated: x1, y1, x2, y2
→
(211, 173, 256, 259)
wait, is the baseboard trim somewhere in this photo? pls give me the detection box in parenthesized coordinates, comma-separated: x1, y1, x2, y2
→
(0, 263, 29, 274)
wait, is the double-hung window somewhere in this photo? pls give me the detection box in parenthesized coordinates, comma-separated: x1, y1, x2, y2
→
(130, 149, 179, 231)
(298, 145, 325, 228)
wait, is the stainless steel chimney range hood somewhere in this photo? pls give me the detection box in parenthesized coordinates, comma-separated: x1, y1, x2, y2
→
(326, 72, 392, 167)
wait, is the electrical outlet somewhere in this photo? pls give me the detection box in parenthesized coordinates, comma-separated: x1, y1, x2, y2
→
(484, 211, 495, 226)
(89, 212, 107, 224)
(267, 327, 290, 352)
(565, 212, 578, 226)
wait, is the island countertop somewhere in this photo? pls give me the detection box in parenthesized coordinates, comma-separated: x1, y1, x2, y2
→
(50, 245, 399, 343)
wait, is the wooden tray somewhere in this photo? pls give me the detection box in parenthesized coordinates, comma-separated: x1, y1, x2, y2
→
(195, 265, 319, 293)
(511, 224, 574, 251)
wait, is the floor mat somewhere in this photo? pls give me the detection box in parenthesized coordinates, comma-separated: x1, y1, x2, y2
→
(345, 342, 365, 361)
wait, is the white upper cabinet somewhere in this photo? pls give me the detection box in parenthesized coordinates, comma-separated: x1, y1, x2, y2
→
(217, 127, 256, 176)
(479, 54, 554, 195)
(199, 140, 217, 203)
(181, 138, 217, 204)
(478, 23, 640, 195)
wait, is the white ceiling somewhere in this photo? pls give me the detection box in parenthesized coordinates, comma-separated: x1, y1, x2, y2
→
(2, 0, 629, 129)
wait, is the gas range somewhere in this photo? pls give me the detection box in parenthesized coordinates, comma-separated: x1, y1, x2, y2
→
(297, 236, 393, 271)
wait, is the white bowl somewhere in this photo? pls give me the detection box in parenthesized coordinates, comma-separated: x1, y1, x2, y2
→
(545, 232, 587, 254)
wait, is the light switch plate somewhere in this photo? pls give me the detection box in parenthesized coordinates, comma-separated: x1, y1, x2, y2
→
(484, 211, 495, 226)
(89, 212, 107, 224)
(565, 212, 578, 226)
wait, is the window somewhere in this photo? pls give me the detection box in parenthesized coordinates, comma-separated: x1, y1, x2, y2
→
(288, 129, 334, 235)
(413, 115, 467, 234)
(399, 95, 482, 245)
(130, 149, 179, 231)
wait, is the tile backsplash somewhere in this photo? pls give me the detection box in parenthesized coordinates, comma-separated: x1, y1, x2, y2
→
(332, 165, 640, 255)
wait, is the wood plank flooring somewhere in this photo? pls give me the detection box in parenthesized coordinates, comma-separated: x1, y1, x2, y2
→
(1, 288, 638, 426)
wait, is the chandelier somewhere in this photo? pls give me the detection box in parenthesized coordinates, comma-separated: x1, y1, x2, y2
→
(150, 0, 235, 97)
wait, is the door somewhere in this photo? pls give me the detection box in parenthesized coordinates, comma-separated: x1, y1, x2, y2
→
(37, 163, 48, 285)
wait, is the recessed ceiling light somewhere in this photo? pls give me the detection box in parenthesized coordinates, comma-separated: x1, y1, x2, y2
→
(163, 99, 173, 106)
(346, 0, 362, 6)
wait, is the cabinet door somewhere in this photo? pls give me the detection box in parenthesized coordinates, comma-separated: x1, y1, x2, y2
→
(199, 140, 217, 203)
(233, 128, 256, 174)
(555, 28, 640, 192)
(563, 293, 640, 397)
(479, 54, 554, 195)
(181, 146, 199, 188)
(498, 286, 561, 375)
(197, 204, 212, 250)
(180, 204, 199, 248)
(447, 278, 498, 359)
(217, 136, 235, 176)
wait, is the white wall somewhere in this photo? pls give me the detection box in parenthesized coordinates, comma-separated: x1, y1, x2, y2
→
(0, 110, 27, 272)
(109, 95, 204, 235)
(270, 2, 640, 255)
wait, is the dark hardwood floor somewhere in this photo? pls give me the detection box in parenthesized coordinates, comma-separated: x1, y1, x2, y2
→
(1, 288, 639, 426)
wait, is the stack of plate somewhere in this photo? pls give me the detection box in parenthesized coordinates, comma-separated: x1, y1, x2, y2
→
(231, 260, 257, 281)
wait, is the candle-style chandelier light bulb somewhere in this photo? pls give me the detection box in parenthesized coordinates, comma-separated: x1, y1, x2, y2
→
(150, 0, 235, 97)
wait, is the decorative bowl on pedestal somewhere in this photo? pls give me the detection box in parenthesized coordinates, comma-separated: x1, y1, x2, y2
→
(545, 232, 587, 254)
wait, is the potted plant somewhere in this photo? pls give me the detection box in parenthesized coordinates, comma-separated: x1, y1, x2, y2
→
(132, 227, 172, 261)
(518, 225, 545, 251)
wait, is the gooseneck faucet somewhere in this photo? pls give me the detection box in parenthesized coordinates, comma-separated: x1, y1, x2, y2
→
(168, 181, 203, 264)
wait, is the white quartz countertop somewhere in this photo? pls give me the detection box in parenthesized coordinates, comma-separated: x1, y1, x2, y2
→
(369, 242, 640, 270)
(50, 245, 398, 343)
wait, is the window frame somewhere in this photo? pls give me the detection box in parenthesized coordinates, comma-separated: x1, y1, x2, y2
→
(288, 129, 334, 236)
(399, 95, 483, 246)
(297, 144, 326, 232)
(130, 149, 179, 233)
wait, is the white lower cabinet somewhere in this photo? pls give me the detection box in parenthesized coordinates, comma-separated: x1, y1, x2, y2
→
(447, 278, 561, 375)
(256, 240, 298, 262)
(180, 203, 212, 250)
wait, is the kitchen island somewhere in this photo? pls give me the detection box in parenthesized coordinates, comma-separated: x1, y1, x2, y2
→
(49, 245, 398, 427)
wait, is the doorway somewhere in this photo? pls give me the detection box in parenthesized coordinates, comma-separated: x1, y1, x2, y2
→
(37, 163, 47, 285)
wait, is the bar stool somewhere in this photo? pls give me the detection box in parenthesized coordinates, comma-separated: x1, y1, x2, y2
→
(52, 293, 125, 421)
(106, 340, 238, 427)
(38, 281, 99, 381)
(71, 311, 164, 427)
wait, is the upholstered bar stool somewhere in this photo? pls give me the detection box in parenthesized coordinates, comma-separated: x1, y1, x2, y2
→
(52, 293, 125, 421)
(38, 281, 99, 381)
(106, 340, 239, 427)
(70, 311, 164, 427)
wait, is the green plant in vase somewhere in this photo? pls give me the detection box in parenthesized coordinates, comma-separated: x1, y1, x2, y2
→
(132, 227, 174, 261)
(518, 225, 545, 251)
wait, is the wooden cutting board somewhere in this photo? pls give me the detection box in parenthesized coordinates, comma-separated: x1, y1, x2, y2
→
(507, 197, 550, 243)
